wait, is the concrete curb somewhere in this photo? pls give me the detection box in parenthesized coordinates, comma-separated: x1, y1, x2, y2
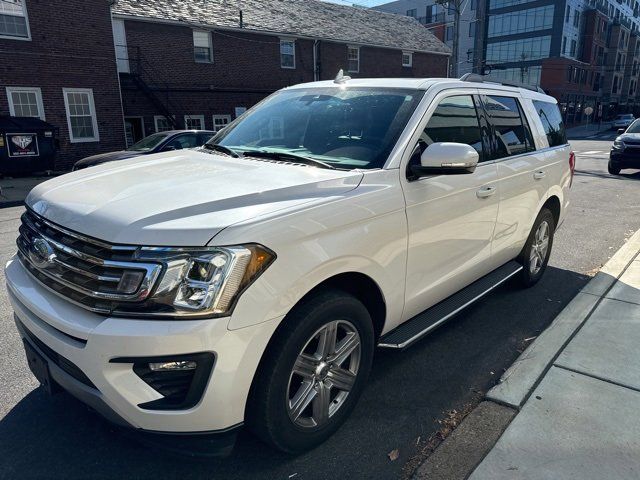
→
(412, 402, 517, 480)
(487, 227, 640, 409)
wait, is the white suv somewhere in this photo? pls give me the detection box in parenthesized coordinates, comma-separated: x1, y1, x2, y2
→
(7, 76, 573, 454)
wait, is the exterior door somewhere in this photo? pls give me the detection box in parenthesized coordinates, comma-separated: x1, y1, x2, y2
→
(401, 92, 500, 321)
(480, 93, 549, 265)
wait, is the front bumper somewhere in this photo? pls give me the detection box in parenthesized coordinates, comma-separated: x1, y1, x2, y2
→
(610, 149, 640, 168)
(6, 256, 281, 435)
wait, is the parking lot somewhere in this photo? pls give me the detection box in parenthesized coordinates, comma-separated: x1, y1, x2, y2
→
(1, 137, 639, 480)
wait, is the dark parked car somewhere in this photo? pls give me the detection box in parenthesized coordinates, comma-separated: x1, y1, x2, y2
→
(72, 130, 215, 170)
(610, 119, 640, 175)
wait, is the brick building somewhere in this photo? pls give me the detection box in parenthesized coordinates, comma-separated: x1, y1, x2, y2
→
(111, 0, 451, 143)
(0, 0, 125, 170)
(1, 0, 449, 170)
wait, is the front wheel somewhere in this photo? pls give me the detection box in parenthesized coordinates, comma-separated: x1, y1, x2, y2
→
(246, 290, 374, 453)
(518, 208, 555, 288)
(608, 162, 621, 175)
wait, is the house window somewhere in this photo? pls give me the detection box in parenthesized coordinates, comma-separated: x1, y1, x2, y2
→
(212, 114, 231, 132)
(193, 30, 213, 63)
(470, 0, 476, 11)
(63, 88, 99, 143)
(280, 39, 296, 69)
(565, 5, 570, 23)
(562, 36, 567, 54)
(347, 46, 360, 73)
(154, 116, 173, 132)
(446, 25, 454, 41)
(469, 21, 476, 38)
(6, 87, 44, 120)
(184, 115, 205, 130)
(402, 52, 413, 67)
(406, 8, 417, 17)
(573, 10, 580, 27)
(570, 39, 577, 57)
(234, 107, 247, 118)
(0, 0, 30, 40)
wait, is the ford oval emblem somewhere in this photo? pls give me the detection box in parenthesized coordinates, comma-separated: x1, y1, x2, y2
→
(29, 237, 56, 269)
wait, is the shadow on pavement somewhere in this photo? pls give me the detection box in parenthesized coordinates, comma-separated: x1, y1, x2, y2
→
(0, 266, 591, 480)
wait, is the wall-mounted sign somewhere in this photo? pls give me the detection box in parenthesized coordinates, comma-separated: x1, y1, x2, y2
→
(7, 133, 39, 158)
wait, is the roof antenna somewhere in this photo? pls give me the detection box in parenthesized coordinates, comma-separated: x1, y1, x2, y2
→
(334, 69, 351, 84)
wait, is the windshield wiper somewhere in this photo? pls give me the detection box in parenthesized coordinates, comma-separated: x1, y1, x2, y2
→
(243, 150, 337, 170)
(203, 143, 240, 158)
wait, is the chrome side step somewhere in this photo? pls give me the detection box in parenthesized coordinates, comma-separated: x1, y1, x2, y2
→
(378, 261, 523, 350)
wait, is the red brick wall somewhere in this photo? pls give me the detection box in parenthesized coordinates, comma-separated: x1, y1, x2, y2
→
(120, 19, 449, 130)
(0, 0, 125, 171)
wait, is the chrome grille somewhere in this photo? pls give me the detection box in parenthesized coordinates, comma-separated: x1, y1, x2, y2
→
(17, 210, 163, 314)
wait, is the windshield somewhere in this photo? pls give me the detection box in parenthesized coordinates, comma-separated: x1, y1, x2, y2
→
(128, 133, 169, 151)
(211, 87, 424, 170)
(626, 119, 640, 133)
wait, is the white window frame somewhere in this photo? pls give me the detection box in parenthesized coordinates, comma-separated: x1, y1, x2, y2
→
(0, 0, 31, 41)
(402, 52, 413, 68)
(184, 114, 205, 130)
(62, 88, 99, 143)
(347, 46, 360, 73)
(6, 87, 45, 120)
(280, 38, 296, 69)
(193, 30, 213, 63)
(154, 115, 174, 133)
(212, 114, 232, 133)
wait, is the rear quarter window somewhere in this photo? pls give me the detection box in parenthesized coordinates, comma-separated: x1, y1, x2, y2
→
(533, 100, 567, 147)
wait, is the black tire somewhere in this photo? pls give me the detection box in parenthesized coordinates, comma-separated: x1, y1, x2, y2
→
(246, 289, 375, 453)
(608, 162, 621, 175)
(518, 208, 555, 288)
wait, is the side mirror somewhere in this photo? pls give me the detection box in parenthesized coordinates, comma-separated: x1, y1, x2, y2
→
(618, 128, 626, 134)
(408, 142, 479, 180)
(161, 145, 176, 152)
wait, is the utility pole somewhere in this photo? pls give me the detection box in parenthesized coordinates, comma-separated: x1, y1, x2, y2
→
(436, 0, 462, 77)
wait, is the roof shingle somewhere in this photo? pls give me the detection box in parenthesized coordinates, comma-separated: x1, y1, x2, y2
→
(112, 0, 451, 55)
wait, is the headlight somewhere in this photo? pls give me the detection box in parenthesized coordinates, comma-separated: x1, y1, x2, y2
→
(613, 139, 625, 150)
(110, 244, 275, 319)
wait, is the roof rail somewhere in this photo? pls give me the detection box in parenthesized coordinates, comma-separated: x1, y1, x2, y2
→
(459, 73, 545, 94)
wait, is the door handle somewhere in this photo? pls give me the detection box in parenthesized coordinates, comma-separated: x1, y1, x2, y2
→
(534, 170, 547, 180)
(476, 186, 496, 199)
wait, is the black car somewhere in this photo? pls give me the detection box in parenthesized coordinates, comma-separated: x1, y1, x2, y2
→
(610, 119, 640, 175)
(72, 130, 216, 170)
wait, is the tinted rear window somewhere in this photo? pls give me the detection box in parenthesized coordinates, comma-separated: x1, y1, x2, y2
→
(484, 95, 535, 159)
(533, 100, 567, 147)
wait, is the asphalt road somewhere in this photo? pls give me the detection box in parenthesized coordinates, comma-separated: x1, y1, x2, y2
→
(1, 137, 638, 480)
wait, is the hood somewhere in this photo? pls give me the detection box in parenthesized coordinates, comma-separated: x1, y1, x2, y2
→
(74, 151, 144, 169)
(28, 150, 363, 246)
(619, 133, 640, 142)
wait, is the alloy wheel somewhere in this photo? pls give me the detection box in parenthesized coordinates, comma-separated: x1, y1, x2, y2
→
(529, 220, 550, 275)
(286, 320, 361, 428)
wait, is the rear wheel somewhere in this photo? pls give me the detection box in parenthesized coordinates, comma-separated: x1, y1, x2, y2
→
(608, 162, 621, 175)
(518, 208, 555, 288)
(246, 290, 374, 453)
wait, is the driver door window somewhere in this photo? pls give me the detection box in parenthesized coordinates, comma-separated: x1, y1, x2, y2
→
(418, 95, 485, 161)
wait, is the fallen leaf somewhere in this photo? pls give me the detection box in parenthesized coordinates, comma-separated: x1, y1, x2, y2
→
(388, 449, 400, 461)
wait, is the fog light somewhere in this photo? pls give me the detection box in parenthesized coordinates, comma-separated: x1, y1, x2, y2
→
(148, 360, 197, 371)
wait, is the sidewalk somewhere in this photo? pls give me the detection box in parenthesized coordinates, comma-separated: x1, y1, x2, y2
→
(566, 121, 613, 139)
(415, 227, 640, 480)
